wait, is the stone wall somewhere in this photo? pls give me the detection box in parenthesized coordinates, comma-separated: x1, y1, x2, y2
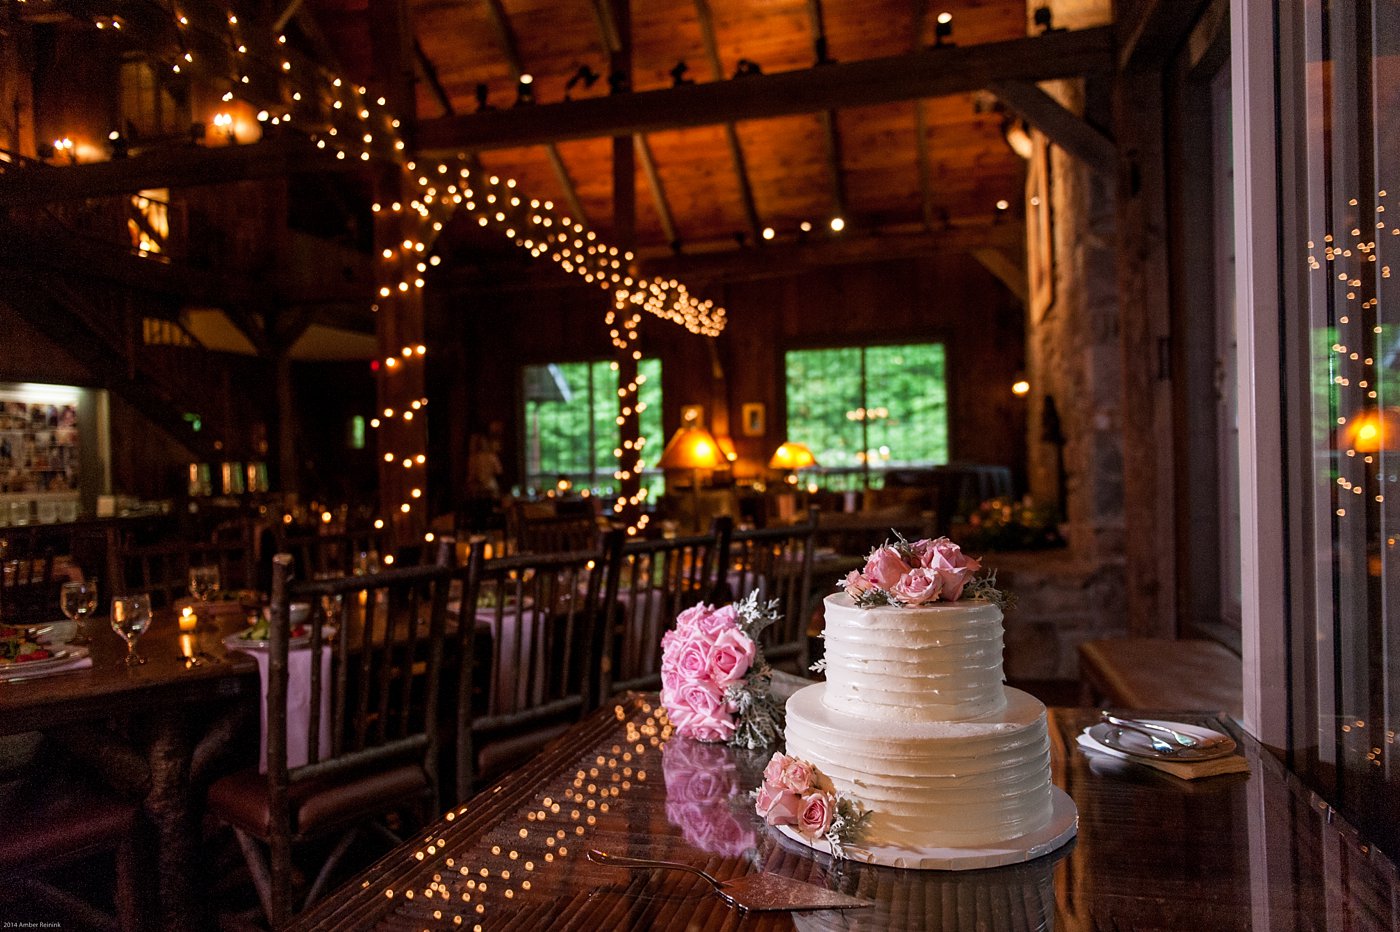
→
(1014, 71, 1131, 674)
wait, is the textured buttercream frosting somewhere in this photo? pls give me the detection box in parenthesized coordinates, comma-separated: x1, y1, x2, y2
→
(821, 592, 1007, 722)
(785, 684, 1054, 849)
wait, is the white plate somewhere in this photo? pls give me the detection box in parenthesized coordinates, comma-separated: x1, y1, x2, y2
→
(0, 646, 89, 674)
(1087, 720, 1236, 761)
(223, 626, 334, 651)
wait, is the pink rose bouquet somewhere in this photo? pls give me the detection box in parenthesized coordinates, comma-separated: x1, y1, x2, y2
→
(660, 592, 784, 750)
(838, 533, 1007, 610)
(754, 751, 871, 859)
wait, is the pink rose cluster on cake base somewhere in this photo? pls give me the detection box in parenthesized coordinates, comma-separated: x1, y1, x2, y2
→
(780, 538, 1074, 866)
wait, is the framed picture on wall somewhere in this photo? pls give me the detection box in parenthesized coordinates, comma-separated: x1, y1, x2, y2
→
(741, 403, 765, 437)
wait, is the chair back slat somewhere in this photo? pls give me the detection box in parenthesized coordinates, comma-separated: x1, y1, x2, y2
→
(599, 519, 731, 699)
(0, 531, 59, 626)
(119, 525, 257, 608)
(721, 509, 817, 673)
(267, 556, 452, 811)
(453, 533, 616, 799)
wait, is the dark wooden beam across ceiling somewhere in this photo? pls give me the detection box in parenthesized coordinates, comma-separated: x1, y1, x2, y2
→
(639, 222, 1024, 283)
(0, 138, 355, 207)
(417, 26, 1115, 153)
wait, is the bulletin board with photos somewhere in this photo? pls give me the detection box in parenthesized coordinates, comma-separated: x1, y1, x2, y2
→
(0, 397, 80, 494)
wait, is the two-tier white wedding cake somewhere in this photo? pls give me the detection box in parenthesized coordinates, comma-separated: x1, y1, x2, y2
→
(783, 592, 1058, 852)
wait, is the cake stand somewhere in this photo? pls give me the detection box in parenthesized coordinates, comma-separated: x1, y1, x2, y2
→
(775, 786, 1078, 871)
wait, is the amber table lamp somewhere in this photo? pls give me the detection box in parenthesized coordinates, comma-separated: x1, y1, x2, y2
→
(769, 441, 818, 485)
(659, 424, 723, 530)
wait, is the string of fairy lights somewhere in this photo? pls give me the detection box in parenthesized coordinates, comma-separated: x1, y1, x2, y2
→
(54, 0, 726, 538)
(1308, 188, 1394, 531)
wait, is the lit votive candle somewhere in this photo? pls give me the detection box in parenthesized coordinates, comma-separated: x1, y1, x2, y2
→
(179, 606, 197, 632)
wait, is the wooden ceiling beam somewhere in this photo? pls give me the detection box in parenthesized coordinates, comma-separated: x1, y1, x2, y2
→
(1118, 0, 1213, 72)
(806, 0, 845, 221)
(0, 138, 355, 207)
(971, 247, 1028, 304)
(634, 134, 679, 248)
(479, 0, 588, 225)
(415, 38, 456, 117)
(417, 27, 1115, 153)
(639, 222, 1023, 283)
(694, 0, 762, 245)
(988, 79, 1116, 175)
(911, 0, 935, 231)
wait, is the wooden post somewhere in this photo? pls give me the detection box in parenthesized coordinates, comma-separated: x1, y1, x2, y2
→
(609, 0, 642, 532)
(370, 0, 428, 548)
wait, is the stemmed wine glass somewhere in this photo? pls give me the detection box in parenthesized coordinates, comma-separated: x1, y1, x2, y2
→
(189, 565, 221, 603)
(110, 593, 152, 666)
(60, 577, 99, 646)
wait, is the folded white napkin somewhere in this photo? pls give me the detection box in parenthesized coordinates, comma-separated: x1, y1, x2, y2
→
(1077, 726, 1250, 780)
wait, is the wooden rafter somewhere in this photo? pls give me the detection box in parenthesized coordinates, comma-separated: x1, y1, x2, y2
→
(988, 79, 1116, 176)
(480, 0, 589, 224)
(634, 134, 678, 247)
(414, 39, 455, 117)
(911, 0, 935, 230)
(971, 247, 1028, 304)
(0, 138, 353, 207)
(806, 0, 846, 221)
(694, 0, 762, 244)
(417, 27, 1115, 153)
(640, 222, 1023, 283)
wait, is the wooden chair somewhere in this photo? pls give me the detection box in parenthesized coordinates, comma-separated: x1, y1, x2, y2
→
(720, 510, 817, 674)
(207, 554, 453, 926)
(118, 527, 257, 607)
(597, 519, 732, 700)
(0, 531, 61, 625)
(507, 500, 602, 554)
(454, 533, 617, 801)
(275, 527, 388, 580)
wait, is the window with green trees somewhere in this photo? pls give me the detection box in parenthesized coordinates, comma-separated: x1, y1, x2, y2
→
(785, 343, 948, 488)
(522, 359, 662, 495)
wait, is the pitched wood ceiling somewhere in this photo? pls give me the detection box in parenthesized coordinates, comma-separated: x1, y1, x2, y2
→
(332, 0, 1032, 255)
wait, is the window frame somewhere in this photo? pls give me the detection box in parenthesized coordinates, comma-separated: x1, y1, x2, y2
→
(781, 337, 953, 488)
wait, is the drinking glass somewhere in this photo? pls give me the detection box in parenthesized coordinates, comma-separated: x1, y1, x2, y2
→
(110, 594, 151, 666)
(188, 565, 221, 603)
(60, 577, 99, 646)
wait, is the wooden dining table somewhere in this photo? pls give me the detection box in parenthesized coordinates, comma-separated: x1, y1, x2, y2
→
(0, 607, 260, 931)
(289, 696, 1400, 931)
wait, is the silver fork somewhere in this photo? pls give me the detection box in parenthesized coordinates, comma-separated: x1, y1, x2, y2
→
(1100, 712, 1232, 751)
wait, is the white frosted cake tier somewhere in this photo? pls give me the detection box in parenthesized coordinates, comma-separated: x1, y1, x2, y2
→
(820, 593, 1006, 722)
(784, 684, 1055, 850)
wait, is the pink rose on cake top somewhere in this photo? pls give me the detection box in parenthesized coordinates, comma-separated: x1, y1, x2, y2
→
(839, 534, 1002, 610)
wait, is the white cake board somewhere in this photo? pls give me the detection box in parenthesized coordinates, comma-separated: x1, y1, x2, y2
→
(775, 786, 1078, 871)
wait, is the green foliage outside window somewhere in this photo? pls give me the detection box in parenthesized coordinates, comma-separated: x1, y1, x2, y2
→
(522, 359, 662, 496)
(785, 343, 948, 488)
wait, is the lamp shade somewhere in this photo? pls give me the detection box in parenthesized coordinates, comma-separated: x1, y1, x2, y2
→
(768, 441, 817, 471)
(658, 425, 723, 470)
